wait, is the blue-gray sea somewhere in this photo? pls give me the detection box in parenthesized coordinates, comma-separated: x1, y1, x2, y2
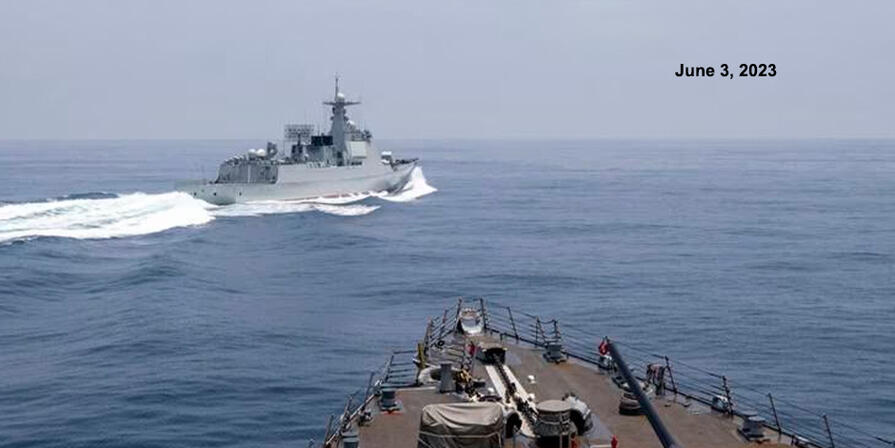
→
(0, 139, 893, 447)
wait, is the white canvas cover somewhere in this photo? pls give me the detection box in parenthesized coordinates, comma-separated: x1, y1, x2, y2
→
(417, 402, 504, 448)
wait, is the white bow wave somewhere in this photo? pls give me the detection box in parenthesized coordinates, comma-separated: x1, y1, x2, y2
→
(0, 167, 436, 243)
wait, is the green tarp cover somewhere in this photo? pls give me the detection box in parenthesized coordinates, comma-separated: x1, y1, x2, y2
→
(417, 402, 504, 448)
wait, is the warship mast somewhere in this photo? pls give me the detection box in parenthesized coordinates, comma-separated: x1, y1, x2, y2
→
(176, 76, 419, 205)
(324, 76, 360, 155)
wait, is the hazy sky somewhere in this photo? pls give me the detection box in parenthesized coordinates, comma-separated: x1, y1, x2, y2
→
(1, 0, 893, 139)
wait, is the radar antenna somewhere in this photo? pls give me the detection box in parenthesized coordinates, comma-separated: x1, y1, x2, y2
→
(324, 76, 360, 107)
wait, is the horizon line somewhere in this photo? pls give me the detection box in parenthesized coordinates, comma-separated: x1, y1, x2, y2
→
(2, 136, 894, 142)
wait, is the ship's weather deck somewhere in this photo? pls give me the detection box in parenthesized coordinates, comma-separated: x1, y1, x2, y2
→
(358, 336, 789, 448)
(318, 299, 889, 448)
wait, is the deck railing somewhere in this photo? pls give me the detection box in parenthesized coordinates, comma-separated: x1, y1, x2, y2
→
(476, 298, 893, 448)
(316, 298, 893, 448)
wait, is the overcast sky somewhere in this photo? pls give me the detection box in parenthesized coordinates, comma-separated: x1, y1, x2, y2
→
(1, 0, 893, 139)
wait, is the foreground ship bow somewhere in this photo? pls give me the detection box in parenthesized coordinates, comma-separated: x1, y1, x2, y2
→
(177, 79, 417, 205)
(316, 298, 892, 448)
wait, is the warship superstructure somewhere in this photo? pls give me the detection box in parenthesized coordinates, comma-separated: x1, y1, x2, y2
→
(177, 79, 417, 205)
(314, 298, 892, 448)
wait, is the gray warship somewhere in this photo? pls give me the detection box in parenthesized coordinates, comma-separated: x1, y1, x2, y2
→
(313, 298, 893, 448)
(177, 79, 417, 205)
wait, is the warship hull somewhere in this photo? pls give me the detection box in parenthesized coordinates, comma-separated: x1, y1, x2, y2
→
(179, 79, 421, 206)
(177, 161, 416, 205)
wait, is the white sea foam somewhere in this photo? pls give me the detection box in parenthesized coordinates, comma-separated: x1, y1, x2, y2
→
(210, 201, 380, 217)
(0, 192, 214, 243)
(0, 168, 436, 243)
(376, 166, 438, 202)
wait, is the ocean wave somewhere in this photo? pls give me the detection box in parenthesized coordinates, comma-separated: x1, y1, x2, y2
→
(0, 192, 214, 243)
(56, 192, 119, 200)
(374, 166, 438, 202)
(0, 167, 437, 243)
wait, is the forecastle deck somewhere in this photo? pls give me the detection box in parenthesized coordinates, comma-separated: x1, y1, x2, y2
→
(315, 299, 890, 448)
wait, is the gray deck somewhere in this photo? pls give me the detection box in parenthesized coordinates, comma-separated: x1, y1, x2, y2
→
(357, 333, 792, 448)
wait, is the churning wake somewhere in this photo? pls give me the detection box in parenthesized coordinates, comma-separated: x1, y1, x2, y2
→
(0, 167, 436, 243)
(374, 166, 438, 202)
(0, 192, 214, 243)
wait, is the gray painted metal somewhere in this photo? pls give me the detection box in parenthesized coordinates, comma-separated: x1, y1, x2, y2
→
(606, 339, 683, 448)
(177, 161, 415, 205)
(176, 77, 418, 205)
(440, 362, 454, 393)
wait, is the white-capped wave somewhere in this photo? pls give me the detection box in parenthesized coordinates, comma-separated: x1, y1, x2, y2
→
(375, 166, 438, 202)
(0, 192, 213, 243)
(0, 167, 436, 243)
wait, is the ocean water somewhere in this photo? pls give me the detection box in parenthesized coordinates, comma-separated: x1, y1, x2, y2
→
(0, 139, 893, 447)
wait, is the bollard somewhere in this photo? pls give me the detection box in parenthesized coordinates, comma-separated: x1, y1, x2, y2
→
(340, 425, 359, 448)
(439, 362, 454, 393)
(379, 388, 397, 410)
(545, 342, 566, 363)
